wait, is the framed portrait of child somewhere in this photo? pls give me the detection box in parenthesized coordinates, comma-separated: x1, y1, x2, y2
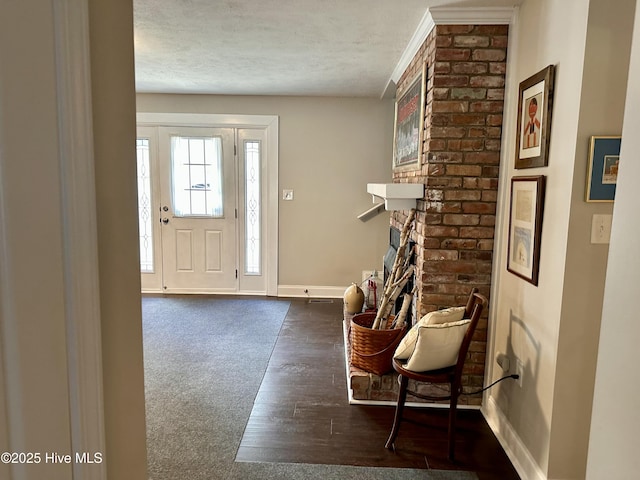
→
(515, 65, 555, 169)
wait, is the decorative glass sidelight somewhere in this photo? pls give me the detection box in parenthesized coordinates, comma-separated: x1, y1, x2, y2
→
(244, 141, 261, 275)
(170, 136, 223, 217)
(136, 138, 154, 272)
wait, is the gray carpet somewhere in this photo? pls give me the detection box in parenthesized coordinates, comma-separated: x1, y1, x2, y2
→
(228, 462, 477, 479)
(143, 296, 291, 480)
(143, 296, 477, 480)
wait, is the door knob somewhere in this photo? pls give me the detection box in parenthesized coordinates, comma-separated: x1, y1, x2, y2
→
(162, 218, 169, 224)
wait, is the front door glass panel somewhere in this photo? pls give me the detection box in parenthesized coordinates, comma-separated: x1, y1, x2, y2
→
(171, 136, 223, 217)
(136, 137, 154, 272)
(244, 140, 261, 274)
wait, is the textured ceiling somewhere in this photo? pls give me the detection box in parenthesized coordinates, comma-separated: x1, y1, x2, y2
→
(134, 0, 516, 97)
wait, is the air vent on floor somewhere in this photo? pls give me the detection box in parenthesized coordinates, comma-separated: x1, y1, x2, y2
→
(308, 298, 334, 304)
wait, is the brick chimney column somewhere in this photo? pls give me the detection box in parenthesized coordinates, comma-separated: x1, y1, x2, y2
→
(391, 25, 508, 402)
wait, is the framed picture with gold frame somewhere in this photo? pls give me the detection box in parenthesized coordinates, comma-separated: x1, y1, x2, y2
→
(393, 63, 426, 170)
(507, 176, 546, 285)
(586, 136, 621, 202)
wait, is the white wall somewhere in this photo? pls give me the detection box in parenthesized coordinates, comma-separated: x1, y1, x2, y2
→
(89, 1, 149, 478)
(0, 1, 148, 479)
(484, 0, 589, 477)
(549, 0, 635, 477)
(587, 1, 640, 478)
(485, 0, 635, 478)
(0, 3, 74, 478)
(136, 94, 394, 294)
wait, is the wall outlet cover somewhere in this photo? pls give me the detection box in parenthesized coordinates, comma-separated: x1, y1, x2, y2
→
(282, 189, 294, 200)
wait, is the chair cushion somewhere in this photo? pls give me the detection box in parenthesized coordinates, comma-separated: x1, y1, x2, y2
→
(403, 319, 471, 372)
(393, 306, 466, 360)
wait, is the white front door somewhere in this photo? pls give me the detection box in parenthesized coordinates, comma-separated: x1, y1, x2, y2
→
(157, 127, 237, 293)
(136, 113, 279, 296)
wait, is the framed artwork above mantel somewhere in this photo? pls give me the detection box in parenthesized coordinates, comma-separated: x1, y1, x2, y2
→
(393, 63, 426, 170)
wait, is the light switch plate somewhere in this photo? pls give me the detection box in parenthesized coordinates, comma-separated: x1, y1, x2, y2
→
(591, 214, 612, 244)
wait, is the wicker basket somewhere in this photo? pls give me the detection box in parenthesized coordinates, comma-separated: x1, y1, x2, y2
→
(350, 312, 406, 376)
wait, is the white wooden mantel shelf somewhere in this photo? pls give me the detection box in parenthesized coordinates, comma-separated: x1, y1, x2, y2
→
(366, 183, 424, 211)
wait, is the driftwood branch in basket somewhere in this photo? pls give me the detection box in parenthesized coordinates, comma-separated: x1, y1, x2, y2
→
(377, 265, 414, 322)
(391, 285, 417, 330)
(372, 209, 416, 330)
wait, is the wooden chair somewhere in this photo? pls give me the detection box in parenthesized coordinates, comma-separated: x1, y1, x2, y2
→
(384, 288, 488, 460)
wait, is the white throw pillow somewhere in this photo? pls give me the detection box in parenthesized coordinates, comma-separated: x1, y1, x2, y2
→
(403, 319, 471, 372)
(393, 306, 465, 360)
(422, 306, 466, 325)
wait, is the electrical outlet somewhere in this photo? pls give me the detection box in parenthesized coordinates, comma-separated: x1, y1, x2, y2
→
(496, 352, 510, 371)
(362, 270, 382, 282)
(282, 189, 294, 201)
(515, 359, 524, 387)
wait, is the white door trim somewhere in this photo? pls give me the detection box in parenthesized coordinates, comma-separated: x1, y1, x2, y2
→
(53, 1, 107, 478)
(137, 113, 279, 296)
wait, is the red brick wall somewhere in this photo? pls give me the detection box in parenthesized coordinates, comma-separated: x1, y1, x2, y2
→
(392, 25, 508, 401)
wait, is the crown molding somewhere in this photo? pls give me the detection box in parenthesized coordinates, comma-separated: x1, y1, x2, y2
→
(388, 10, 435, 86)
(429, 6, 516, 25)
(386, 6, 516, 94)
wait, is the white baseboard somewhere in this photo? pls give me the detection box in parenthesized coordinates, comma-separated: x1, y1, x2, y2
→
(142, 285, 346, 299)
(482, 395, 546, 480)
(277, 284, 345, 298)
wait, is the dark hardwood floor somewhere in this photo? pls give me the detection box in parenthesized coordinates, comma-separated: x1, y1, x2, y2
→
(236, 298, 520, 480)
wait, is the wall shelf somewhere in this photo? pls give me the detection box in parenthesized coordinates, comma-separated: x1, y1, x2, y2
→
(367, 183, 424, 211)
(357, 202, 385, 222)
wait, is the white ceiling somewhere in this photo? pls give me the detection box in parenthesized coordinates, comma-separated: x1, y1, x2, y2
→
(133, 0, 517, 98)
